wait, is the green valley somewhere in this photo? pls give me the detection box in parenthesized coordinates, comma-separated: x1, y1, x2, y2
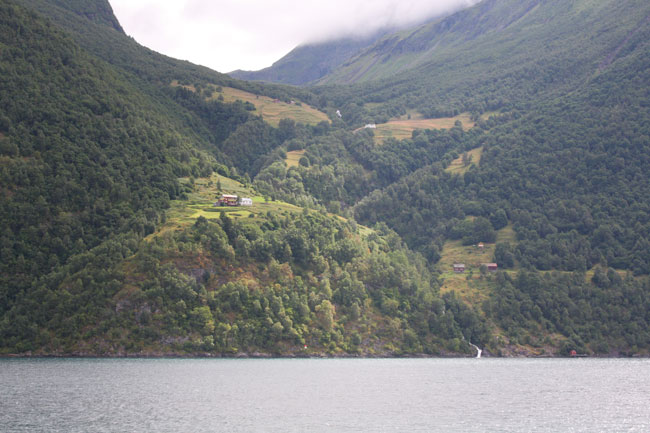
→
(1, 0, 649, 358)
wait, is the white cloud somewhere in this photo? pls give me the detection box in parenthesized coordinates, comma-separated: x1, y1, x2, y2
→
(109, 0, 478, 73)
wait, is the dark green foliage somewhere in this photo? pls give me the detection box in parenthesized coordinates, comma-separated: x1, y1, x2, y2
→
(318, 0, 650, 127)
(0, 2, 213, 311)
(2, 0, 650, 356)
(485, 270, 650, 353)
(0, 208, 488, 355)
(494, 243, 515, 269)
(220, 118, 283, 175)
(354, 38, 650, 274)
(48, 0, 123, 32)
(165, 85, 251, 154)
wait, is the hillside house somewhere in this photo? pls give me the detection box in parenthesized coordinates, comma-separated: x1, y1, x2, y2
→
(364, 123, 377, 129)
(240, 197, 253, 206)
(216, 194, 238, 206)
(478, 242, 485, 250)
(482, 263, 498, 272)
(453, 264, 466, 273)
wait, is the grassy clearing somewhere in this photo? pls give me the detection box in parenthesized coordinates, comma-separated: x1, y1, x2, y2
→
(438, 240, 495, 275)
(170, 81, 329, 127)
(371, 113, 475, 143)
(170, 80, 196, 92)
(148, 173, 303, 241)
(390, 109, 426, 121)
(445, 147, 484, 175)
(213, 87, 329, 127)
(437, 224, 518, 303)
(149, 172, 374, 241)
(363, 102, 384, 111)
(437, 238, 493, 304)
(480, 111, 502, 121)
(285, 150, 305, 167)
(496, 224, 516, 243)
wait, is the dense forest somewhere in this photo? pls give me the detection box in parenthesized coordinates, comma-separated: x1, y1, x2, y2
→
(1, 0, 649, 357)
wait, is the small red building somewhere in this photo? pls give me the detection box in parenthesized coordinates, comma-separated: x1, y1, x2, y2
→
(216, 194, 238, 206)
(482, 263, 498, 272)
(453, 264, 466, 273)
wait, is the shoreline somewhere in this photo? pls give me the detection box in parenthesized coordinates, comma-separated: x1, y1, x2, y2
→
(2, 352, 647, 359)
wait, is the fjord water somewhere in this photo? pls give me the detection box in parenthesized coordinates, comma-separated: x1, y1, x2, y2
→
(1, 358, 648, 432)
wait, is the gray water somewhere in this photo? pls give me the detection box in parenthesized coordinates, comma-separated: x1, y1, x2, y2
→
(1, 358, 648, 432)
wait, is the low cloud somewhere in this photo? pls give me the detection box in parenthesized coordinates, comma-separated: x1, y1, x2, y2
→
(110, 0, 479, 72)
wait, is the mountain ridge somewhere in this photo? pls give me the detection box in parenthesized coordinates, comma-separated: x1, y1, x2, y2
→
(229, 33, 387, 86)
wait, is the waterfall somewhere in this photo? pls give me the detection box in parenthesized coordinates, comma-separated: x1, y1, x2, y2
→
(469, 342, 482, 358)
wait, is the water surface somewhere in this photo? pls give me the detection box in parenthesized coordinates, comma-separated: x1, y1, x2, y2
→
(1, 358, 648, 432)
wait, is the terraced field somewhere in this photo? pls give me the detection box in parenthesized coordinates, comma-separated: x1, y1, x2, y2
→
(370, 112, 475, 143)
(171, 81, 329, 127)
(213, 87, 329, 127)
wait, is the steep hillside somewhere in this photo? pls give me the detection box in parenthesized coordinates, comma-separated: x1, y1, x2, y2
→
(317, 0, 650, 122)
(230, 33, 386, 86)
(254, 0, 650, 355)
(48, 0, 123, 32)
(18, 0, 321, 105)
(2, 0, 649, 357)
(0, 0, 489, 357)
(0, 1, 216, 309)
(319, 0, 546, 84)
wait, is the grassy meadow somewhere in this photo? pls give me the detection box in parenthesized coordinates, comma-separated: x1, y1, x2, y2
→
(437, 224, 516, 303)
(370, 112, 475, 143)
(285, 150, 306, 167)
(149, 174, 304, 241)
(150, 172, 372, 242)
(170, 81, 329, 127)
(213, 87, 329, 127)
(445, 147, 484, 175)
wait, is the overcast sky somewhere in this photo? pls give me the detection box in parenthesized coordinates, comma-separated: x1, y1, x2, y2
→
(109, 0, 478, 73)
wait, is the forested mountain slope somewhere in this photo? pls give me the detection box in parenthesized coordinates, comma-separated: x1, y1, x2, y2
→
(0, 0, 490, 357)
(0, 1, 213, 308)
(1, 0, 649, 357)
(18, 0, 319, 103)
(317, 0, 650, 122)
(252, 0, 650, 354)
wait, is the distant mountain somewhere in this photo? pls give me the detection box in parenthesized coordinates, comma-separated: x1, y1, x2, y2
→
(316, 0, 650, 122)
(318, 0, 649, 86)
(229, 33, 387, 86)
